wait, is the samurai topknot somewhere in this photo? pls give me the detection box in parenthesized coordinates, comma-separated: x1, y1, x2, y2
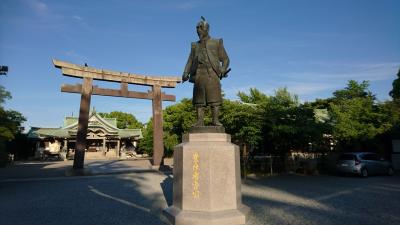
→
(197, 16, 209, 30)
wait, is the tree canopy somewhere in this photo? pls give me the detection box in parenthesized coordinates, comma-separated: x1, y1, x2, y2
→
(99, 111, 143, 129)
(0, 85, 26, 165)
(221, 99, 263, 148)
(0, 86, 11, 105)
(329, 80, 392, 149)
(0, 85, 26, 142)
(390, 68, 400, 100)
(260, 87, 326, 154)
(94, 75, 400, 159)
(139, 118, 154, 155)
(333, 80, 373, 100)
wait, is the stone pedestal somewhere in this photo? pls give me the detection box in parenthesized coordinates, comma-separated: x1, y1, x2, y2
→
(164, 133, 250, 225)
(120, 152, 127, 160)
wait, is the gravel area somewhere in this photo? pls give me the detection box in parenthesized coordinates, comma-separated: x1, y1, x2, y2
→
(242, 174, 400, 225)
(0, 161, 399, 225)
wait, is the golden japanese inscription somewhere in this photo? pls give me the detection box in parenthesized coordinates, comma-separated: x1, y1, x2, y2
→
(192, 152, 200, 199)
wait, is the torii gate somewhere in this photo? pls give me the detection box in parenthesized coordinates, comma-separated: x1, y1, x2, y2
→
(53, 59, 181, 170)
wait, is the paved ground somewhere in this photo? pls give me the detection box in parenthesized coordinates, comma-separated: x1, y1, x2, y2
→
(0, 159, 155, 180)
(243, 174, 400, 225)
(0, 160, 399, 225)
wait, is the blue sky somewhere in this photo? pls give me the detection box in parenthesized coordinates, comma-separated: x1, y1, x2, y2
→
(1, 0, 399, 129)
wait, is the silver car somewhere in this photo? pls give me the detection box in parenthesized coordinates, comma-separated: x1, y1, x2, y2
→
(336, 152, 394, 177)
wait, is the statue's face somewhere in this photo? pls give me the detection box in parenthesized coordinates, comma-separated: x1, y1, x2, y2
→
(196, 23, 209, 40)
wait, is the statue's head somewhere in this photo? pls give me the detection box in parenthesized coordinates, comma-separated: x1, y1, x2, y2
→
(196, 16, 209, 40)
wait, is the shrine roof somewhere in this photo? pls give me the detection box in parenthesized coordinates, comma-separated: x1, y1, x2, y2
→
(28, 127, 70, 139)
(28, 111, 142, 140)
(118, 129, 143, 139)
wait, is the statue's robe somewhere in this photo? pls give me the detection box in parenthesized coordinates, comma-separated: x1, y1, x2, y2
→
(183, 37, 229, 106)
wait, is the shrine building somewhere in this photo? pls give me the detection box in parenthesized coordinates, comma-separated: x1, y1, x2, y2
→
(27, 109, 143, 159)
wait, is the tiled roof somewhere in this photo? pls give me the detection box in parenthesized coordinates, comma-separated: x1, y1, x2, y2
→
(118, 129, 143, 139)
(28, 127, 70, 139)
(28, 112, 142, 140)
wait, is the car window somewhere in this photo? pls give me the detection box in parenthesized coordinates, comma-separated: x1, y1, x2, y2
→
(361, 154, 378, 161)
(338, 154, 354, 160)
(370, 154, 379, 161)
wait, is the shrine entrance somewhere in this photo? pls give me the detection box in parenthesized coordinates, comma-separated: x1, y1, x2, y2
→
(53, 59, 180, 170)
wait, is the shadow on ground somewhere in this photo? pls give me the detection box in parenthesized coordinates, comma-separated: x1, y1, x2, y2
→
(242, 174, 400, 225)
(0, 160, 172, 225)
(0, 161, 71, 180)
(1, 161, 400, 225)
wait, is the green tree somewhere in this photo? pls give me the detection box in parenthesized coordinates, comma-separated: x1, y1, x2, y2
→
(226, 88, 269, 149)
(387, 69, 400, 137)
(262, 87, 300, 153)
(138, 98, 196, 157)
(389, 68, 400, 101)
(138, 118, 154, 155)
(0, 109, 25, 141)
(221, 99, 263, 150)
(163, 98, 196, 138)
(0, 85, 26, 165)
(237, 88, 269, 105)
(333, 80, 372, 100)
(382, 100, 400, 138)
(0, 86, 26, 142)
(0, 86, 11, 105)
(162, 98, 196, 156)
(227, 87, 329, 155)
(329, 80, 392, 150)
(99, 111, 143, 129)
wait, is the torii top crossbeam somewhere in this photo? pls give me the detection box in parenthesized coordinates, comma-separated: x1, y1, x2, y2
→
(53, 59, 181, 170)
(53, 59, 181, 88)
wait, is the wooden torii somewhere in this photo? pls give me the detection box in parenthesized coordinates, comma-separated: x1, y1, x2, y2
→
(53, 59, 181, 170)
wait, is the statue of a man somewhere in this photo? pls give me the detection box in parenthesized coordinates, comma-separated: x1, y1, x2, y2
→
(182, 17, 230, 127)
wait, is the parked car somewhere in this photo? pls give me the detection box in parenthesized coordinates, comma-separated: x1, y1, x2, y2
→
(336, 152, 394, 177)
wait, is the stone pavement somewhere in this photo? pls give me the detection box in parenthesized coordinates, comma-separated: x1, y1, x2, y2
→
(0, 159, 162, 181)
(1, 160, 399, 225)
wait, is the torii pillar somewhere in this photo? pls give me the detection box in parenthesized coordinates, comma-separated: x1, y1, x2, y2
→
(53, 59, 181, 170)
(152, 84, 163, 169)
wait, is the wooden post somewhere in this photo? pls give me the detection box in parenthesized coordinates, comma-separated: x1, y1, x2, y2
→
(116, 139, 120, 157)
(152, 84, 163, 168)
(73, 77, 93, 170)
(63, 139, 68, 151)
(243, 143, 247, 180)
(35, 142, 41, 159)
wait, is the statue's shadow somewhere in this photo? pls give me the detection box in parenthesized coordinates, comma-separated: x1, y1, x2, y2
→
(160, 171, 173, 206)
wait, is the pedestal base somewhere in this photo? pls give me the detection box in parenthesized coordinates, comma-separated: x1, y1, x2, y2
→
(188, 126, 225, 133)
(163, 132, 250, 225)
(164, 204, 250, 225)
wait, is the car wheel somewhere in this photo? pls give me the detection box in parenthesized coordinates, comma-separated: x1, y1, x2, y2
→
(361, 168, 368, 178)
(388, 167, 394, 176)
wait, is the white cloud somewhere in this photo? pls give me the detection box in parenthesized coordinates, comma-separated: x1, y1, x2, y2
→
(282, 62, 399, 82)
(281, 82, 338, 96)
(72, 15, 83, 21)
(223, 62, 398, 102)
(31, 0, 48, 13)
(26, 0, 48, 15)
(70, 15, 93, 31)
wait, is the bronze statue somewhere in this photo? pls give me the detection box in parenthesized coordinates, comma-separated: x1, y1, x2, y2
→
(182, 17, 230, 127)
